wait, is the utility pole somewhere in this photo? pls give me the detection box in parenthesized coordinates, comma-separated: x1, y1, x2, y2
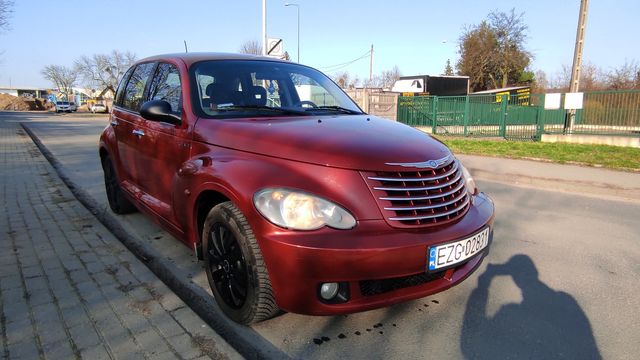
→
(570, 0, 588, 93)
(284, 3, 300, 62)
(566, 0, 589, 131)
(369, 44, 374, 85)
(262, 0, 267, 56)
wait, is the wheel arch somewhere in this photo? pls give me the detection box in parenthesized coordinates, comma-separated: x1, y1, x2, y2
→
(99, 146, 109, 165)
(193, 188, 231, 260)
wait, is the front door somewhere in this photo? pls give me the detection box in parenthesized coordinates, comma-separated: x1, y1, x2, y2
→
(136, 62, 190, 231)
(112, 62, 156, 193)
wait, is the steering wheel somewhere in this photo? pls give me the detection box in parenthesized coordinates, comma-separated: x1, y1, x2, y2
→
(295, 100, 317, 108)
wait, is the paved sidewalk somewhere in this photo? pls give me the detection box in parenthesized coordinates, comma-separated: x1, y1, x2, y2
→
(0, 121, 241, 359)
(458, 154, 640, 202)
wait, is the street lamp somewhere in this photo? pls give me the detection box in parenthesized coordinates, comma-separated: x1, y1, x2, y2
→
(284, 2, 300, 62)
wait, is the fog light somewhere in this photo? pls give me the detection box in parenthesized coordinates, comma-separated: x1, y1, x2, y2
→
(320, 282, 339, 300)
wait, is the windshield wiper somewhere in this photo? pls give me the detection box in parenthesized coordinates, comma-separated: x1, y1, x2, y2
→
(307, 106, 363, 115)
(216, 105, 309, 116)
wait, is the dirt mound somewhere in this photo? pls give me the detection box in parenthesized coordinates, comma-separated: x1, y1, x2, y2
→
(0, 93, 48, 111)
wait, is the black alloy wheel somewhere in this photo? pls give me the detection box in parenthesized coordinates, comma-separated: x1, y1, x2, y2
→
(207, 223, 249, 309)
(203, 202, 278, 324)
(102, 156, 137, 214)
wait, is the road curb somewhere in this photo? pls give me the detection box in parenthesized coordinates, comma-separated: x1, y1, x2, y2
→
(470, 169, 640, 203)
(458, 154, 640, 204)
(21, 123, 289, 360)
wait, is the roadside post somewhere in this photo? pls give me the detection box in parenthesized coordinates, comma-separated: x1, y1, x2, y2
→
(431, 96, 438, 134)
(463, 95, 470, 136)
(499, 94, 509, 138)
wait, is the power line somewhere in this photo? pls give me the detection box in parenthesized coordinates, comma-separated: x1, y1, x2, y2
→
(317, 50, 372, 72)
(320, 51, 370, 71)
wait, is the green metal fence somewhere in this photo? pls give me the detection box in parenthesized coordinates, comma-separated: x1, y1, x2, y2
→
(397, 90, 640, 140)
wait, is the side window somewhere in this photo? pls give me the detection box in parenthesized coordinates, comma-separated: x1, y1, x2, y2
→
(291, 73, 339, 107)
(122, 62, 156, 112)
(147, 63, 182, 114)
(114, 67, 134, 107)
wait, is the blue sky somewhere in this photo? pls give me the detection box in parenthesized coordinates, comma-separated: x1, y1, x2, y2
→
(1, 0, 638, 88)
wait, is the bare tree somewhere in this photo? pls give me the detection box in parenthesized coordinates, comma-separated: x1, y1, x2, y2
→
(40, 65, 77, 98)
(0, 0, 13, 32)
(551, 64, 572, 90)
(378, 66, 401, 89)
(552, 62, 606, 91)
(239, 40, 262, 55)
(331, 71, 352, 88)
(330, 71, 362, 89)
(533, 70, 548, 92)
(75, 50, 136, 98)
(580, 63, 606, 91)
(607, 60, 640, 90)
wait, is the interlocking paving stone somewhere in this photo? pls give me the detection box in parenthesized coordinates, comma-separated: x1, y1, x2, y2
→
(0, 118, 240, 359)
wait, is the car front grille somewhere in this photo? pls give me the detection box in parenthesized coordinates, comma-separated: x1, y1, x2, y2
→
(359, 271, 445, 297)
(362, 159, 470, 228)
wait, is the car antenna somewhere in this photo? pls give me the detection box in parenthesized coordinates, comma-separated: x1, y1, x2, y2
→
(184, 40, 188, 53)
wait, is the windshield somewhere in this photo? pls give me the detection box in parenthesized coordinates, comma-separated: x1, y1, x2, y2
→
(190, 60, 363, 118)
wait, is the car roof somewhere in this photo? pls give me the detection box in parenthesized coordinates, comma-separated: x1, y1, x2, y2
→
(137, 52, 289, 68)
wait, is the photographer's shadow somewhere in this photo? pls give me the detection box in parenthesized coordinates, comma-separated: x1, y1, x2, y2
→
(461, 254, 601, 360)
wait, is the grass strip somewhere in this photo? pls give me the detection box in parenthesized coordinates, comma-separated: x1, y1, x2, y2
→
(438, 137, 640, 171)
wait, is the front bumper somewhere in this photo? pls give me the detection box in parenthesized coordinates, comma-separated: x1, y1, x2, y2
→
(257, 192, 495, 315)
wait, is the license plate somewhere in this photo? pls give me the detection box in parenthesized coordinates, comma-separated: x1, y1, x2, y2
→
(428, 227, 490, 271)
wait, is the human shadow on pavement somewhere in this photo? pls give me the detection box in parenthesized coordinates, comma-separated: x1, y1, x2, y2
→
(461, 254, 601, 360)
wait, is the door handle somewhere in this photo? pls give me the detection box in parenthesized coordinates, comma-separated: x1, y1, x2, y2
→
(132, 129, 145, 137)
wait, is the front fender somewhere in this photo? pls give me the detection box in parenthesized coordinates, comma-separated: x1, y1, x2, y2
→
(172, 145, 383, 250)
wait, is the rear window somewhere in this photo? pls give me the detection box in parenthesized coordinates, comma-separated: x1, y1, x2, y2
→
(115, 67, 135, 107)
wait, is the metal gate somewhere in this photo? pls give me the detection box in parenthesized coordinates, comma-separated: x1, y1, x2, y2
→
(397, 94, 566, 141)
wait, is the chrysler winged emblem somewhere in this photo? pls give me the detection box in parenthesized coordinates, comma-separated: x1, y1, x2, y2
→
(385, 154, 453, 169)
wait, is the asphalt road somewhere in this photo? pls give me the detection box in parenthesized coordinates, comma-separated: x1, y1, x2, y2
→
(6, 111, 640, 360)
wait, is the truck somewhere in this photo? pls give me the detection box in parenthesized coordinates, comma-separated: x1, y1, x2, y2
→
(391, 75, 470, 96)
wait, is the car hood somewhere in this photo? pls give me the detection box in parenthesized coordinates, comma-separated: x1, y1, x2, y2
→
(192, 114, 452, 171)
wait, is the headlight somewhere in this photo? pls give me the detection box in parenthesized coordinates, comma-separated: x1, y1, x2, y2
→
(460, 163, 478, 196)
(253, 188, 356, 231)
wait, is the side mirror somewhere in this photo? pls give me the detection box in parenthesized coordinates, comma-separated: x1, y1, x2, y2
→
(140, 100, 182, 125)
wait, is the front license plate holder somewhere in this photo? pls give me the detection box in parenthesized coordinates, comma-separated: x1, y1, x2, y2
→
(427, 227, 490, 272)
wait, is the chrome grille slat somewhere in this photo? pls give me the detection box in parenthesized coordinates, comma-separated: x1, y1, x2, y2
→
(384, 192, 467, 211)
(368, 161, 459, 183)
(373, 171, 462, 192)
(388, 197, 470, 221)
(380, 181, 465, 201)
(363, 159, 470, 227)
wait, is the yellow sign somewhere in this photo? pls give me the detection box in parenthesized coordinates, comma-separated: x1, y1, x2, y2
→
(495, 92, 510, 103)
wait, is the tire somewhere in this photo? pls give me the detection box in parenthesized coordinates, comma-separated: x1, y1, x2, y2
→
(102, 156, 137, 214)
(203, 202, 278, 324)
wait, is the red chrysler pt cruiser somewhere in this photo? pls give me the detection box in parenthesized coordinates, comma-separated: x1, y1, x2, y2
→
(99, 53, 495, 324)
